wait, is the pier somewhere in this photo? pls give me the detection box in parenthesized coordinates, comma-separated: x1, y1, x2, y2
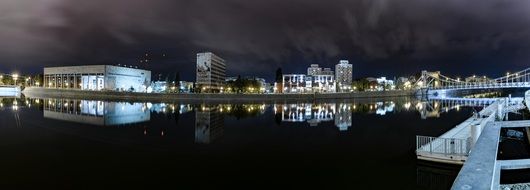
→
(416, 97, 524, 165)
(451, 120, 530, 189)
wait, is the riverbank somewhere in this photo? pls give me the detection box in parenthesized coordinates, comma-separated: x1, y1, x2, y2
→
(22, 87, 415, 103)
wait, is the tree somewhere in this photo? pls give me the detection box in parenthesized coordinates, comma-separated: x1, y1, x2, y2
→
(174, 72, 180, 93)
(2, 76, 13, 85)
(275, 68, 283, 83)
(352, 79, 371, 91)
(234, 75, 244, 93)
(34, 74, 43, 87)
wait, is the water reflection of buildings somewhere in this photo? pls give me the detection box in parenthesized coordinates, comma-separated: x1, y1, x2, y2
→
(275, 103, 352, 131)
(335, 104, 352, 131)
(43, 99, 150, 126)
(351, 99, 483, 120)
(195, 105, 224, 144)
(150, 103, 193, 114)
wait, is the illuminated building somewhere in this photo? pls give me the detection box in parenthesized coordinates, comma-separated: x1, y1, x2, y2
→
(179, 81, 194, 93)
(283, 74, 335, 93)
(335, 60, 353, 92)
(283, 63, 336, 93)
(307, 64, 322, 76)
(151, 81, 168, 93)
(310, 74, 336, 93)
(43, 65, 151, 92)
(282, 74, 310, 93)
(196, 52, 226, 93)
(307, 64, 334, 76)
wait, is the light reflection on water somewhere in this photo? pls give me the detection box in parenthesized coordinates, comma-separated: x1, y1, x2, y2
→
(0, 97, 486, 143)
(0, 96, 485, 189)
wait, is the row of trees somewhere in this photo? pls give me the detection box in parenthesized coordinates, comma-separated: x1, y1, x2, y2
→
(156, 72, 267, 94)
(225, 76, 262, 93)
(0, 74, 43, 87)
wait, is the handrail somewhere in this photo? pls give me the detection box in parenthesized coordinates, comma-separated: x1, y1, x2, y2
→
(416, 135, 470, 156)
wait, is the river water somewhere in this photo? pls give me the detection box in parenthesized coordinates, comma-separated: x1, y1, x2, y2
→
(0, 96, 480, 189)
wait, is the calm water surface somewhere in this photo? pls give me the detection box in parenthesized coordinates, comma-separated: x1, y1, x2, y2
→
(0, 97, 479, 189)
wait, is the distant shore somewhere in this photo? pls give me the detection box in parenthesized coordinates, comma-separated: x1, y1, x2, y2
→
(22, 87, 416, 103)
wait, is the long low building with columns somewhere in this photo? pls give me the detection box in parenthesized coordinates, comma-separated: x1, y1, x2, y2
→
(44, 65, 151, 92)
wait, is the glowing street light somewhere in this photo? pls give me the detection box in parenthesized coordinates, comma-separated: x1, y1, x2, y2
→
(12, 74, 18, 85)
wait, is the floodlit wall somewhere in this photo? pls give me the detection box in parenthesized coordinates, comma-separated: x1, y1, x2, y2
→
(44, 65, 151, 92)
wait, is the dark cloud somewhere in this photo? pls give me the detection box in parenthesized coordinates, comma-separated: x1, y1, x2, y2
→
(1, 0, 530, 80)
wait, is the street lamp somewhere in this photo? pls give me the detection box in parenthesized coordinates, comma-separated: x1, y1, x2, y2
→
(12, 74, 18, 85)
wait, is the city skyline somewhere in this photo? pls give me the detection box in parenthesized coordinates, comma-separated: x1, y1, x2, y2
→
(3, 1, 530, 189)
(1, 0, 530, 81)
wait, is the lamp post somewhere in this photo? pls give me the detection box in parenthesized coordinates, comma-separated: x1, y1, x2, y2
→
(12, 74, 18, 86)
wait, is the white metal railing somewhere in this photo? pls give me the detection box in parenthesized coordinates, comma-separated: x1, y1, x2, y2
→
(416, 135, 470, 156)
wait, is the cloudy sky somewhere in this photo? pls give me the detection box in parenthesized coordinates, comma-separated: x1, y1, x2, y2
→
(1, 0, 530, 80)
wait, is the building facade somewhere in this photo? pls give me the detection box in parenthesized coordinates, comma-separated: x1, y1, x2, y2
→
(310, 74, 336, 93)
(321, 68, 334, 75)
(196, 52, 226, 93)
(307, 64, 333, 76)
(283, 74, 310, 93)
(335, 60, 353, 92)
(283, 74, 335, 93)
(43, 65, 151, 92)
(307, 64, 322, 76)
(179, 81, 194, 93)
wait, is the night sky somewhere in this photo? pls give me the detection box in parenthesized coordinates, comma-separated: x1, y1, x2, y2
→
(1, 0, 530, 81)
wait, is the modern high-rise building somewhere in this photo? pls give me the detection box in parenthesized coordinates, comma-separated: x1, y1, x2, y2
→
(335, 60, 353, 92)
(196, 52, 226, 93)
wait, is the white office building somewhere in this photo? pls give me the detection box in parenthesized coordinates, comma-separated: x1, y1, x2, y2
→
(283, 74, 310, 93)
(307, 64, 322, 76)
(307, 64, 333, 76)
(283, 74, 335, 93)
(321, 68, 334, 75)
(44, 65, 151, 92)
(335, 60, 353, 92)
(196, 52, 226, 93)
(311, 74, 336, 93)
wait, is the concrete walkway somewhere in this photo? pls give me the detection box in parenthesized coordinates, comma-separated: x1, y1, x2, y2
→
(417, 98, 523, 165)
(452, 120, 530, 189)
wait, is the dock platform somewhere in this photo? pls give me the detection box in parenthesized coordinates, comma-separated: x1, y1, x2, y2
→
(416, 98, 523, 165)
